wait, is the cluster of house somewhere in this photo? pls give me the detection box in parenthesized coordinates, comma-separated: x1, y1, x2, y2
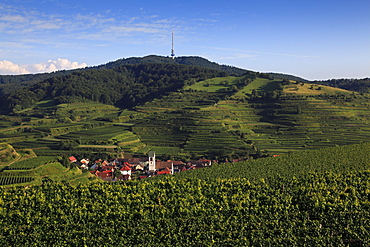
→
(69, 151, 213, 181)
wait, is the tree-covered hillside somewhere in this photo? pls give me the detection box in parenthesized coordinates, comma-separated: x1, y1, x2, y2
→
(267, 72, 308, 82)
(1, 63, 227, 112)
(0, 55, 250, 97)
(314, 78, 370, 93)
(99, 55, 251, 76)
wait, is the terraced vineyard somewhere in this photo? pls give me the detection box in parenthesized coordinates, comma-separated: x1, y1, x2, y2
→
(4, 156, 58, 170)
(0, 173, 34, 185)
(56, 125, 130, 143)
(1, 100, 123, 159)
(128, 76, 255, 159)
(101, 76, 370, 160)
(0, 150, 98, 187)
(2, 74, 370, 162)
(245, 84, 370, 154)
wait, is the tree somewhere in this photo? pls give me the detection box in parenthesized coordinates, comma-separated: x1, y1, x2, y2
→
(251, 89, 258, 99)
(59, 140, 79, 150)
(59, 155, 70, 168)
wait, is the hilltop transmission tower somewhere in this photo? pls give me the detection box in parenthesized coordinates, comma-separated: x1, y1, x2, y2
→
(171, 30, 175, 59)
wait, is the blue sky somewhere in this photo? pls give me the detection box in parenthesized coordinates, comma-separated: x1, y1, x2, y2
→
(0, 0, 369, 80)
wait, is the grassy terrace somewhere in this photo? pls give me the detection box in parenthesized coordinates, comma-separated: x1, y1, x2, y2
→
(0, 100, 125, 159)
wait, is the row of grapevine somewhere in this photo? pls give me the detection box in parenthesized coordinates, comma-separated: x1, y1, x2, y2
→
(0, 176, 34, 185)
(173, 142, 370, 181)
(6, 156, 58, 170)
(0, 170, 369, 245)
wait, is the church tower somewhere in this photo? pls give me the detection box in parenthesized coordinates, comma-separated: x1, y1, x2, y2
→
(148, 151, 156, 171)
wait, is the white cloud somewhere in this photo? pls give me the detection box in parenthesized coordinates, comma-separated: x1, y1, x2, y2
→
(0, 58, 87, 75)
(0, 60, 29, 74)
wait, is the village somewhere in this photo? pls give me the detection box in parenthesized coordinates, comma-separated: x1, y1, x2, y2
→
(68, 151, 214, 181)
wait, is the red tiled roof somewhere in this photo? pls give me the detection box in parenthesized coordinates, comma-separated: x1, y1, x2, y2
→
(120, 166, 131, 171)
(117, 158, 148, 164)
(94, 170, 112, 179)
(157, 170, 171, 175)
(69, 156, 77, 162)
(172, 161, 185, 165)
(123, 162, 133, 167)
(101, 165, 114, 171)
(155, 161, 173, 170)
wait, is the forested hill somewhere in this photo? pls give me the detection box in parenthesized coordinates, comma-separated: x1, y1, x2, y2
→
(0, 70, 77, 95)
(267, 72, 308, 82)
(0, 63, 228, 112)
(314, 78, 370, 93)
(98, 55, 251, 76)
(0, 55, 250, 92)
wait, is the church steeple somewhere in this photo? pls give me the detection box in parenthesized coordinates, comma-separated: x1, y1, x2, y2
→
(148, 151, 156, 171)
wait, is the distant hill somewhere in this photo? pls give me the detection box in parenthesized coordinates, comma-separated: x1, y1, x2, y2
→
(1, 54, 369, 113)
(0, 55, 262, 113)
(0, 70, 76, 95)
(0, 63, 228, 112)
(267, 72, 309, 82)
(0, 55, 305, 95)
(98, 55, 252, 76)
(313, 77, 370, 93)
(0, 55, 252, 105)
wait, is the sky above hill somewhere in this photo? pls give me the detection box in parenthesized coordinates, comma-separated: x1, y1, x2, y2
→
(0, 0, 369, 80)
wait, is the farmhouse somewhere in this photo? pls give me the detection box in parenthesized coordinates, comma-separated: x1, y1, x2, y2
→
(119, 163, 132, 180)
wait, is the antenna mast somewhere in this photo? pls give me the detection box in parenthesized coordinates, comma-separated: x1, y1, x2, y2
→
(171, 30, 175, 59)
